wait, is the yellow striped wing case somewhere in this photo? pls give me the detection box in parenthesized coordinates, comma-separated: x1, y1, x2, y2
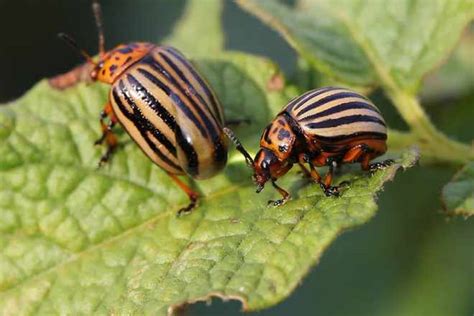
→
(109, 46, 227, 179)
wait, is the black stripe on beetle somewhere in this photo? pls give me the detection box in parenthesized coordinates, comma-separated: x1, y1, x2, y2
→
(213, 137, 227, 166)
(155, 52, 220, 127)
(154, 52, 215, 117)
(305, 114, 386, 129)
(124, 74, 176, 131)
(122, 76, 199, 173)
(311, 131, 387, 143)
(290, 86, 334, 112)
(113, 83, 182, 171)
(299, 101, 382, 122)
(117, 81, 177, 158)
(131, 70, 210, 139)
(163, 46, 223, 122)
(141, 56, 221, 139)
(296, 91, 373, 117)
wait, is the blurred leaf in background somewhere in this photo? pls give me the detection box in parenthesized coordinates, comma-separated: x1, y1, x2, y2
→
(442, 162, 474, 217)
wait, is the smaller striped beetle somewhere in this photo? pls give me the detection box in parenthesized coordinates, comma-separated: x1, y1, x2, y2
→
(59, 1, 250, 215)
(233, 87, 394, 206)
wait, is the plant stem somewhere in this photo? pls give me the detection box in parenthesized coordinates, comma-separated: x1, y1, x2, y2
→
(386, 90, 474, 166)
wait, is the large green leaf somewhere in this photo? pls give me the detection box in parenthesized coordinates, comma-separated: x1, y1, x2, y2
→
(0, 51, 416, 314)
(442, 162, 474, 217)
(237, 0, 474, 91)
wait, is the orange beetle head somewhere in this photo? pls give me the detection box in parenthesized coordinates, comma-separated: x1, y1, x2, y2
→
(252, 148, 292, 193)
(91, 42, 154, 84)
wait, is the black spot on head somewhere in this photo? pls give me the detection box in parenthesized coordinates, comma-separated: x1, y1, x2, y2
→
(101, 69, 106, 75)
(109, 64, 118, 73)
(277, 129, 291, 141)
(277, 119, 285, 126)
(124, 56, 133, 64)
(115, 56, 120, 61)
(278, 145, 288, 153)
(271, 128, 279, 135)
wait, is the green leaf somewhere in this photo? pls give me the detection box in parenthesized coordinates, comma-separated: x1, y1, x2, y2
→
(442, 162, 474, 217)
(164, 0, 224, 56)
(0, 51, 417, 314)
(237, 0, 474, 91)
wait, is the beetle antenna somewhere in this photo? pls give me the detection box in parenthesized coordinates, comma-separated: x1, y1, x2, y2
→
(223, 127, 254, 167)
(92, 0, 105, 57)
(58, 33, 97, 66)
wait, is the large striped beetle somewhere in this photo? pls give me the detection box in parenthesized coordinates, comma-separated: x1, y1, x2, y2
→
(59, 0, 251, 215)
(235, 87, 394, 206)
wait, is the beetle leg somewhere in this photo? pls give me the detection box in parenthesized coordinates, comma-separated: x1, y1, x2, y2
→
(315, 160, 349, 197)
(297, 162, 312, 178)
(367, 159, 395, 173)
(351, 145, 394, 173)
(268, 180, 290, 207)
(96, 102, 118, 167)
(94, 111, 109, 145)
(297, 153, 310, 178)
(95, 102, 116, 144)
(167, 173, 200, 216)
(319, 161, 339, 197)
(97, 120, 118, 167)
(342, 144, 368, 164)
(303, 157, 343, 197)
(299, 154, 323, 182)
(323, 161, 335, 187)
(360, 153, 371, 171)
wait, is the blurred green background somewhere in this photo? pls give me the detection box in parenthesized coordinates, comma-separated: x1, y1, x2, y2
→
(0, 1, 472, 315)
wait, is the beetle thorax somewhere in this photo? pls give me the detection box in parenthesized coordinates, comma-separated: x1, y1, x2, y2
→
(260, 114, 296, 161)
(92, 42, 155, 84)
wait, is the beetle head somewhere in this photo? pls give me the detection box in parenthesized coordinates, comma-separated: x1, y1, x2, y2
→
(252, 148, 292, 193)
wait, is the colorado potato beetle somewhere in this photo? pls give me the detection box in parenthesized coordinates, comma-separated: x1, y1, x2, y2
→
(60, 1, 249, 215)
(235, 87, 394, 206)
